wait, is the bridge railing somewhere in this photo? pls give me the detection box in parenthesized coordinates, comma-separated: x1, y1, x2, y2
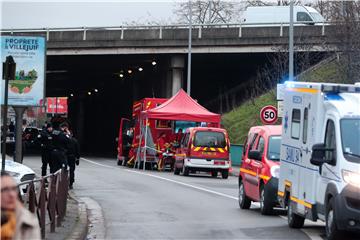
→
(17, 168, 69, 239)
(0, 21, 335, 41)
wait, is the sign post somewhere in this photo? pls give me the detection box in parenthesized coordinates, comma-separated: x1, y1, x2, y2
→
(2, 56, 16, 172)
(260, 105, 278, 125)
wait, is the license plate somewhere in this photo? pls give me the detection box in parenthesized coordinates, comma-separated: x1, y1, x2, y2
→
(214, 160, 225, 165)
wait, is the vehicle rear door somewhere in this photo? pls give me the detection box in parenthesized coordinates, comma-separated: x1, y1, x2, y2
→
(190, 130, 227, 166)
(118, 118, 131, 159)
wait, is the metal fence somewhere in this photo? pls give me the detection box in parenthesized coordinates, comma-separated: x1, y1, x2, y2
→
(17, 168, 69, 239)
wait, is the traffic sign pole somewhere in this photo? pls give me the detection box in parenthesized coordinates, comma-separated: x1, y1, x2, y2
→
(2, 56, 16, 172)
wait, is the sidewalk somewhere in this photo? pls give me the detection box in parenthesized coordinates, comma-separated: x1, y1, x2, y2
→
(20, 155, 88, 240)
(44, 196, 87, 240)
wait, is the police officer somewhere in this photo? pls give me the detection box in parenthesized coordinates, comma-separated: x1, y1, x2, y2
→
(38, 123, 54, 176)
(50, 122, 70, 172)
(61, 124, 80, 189)
(67, 135, 80, 189)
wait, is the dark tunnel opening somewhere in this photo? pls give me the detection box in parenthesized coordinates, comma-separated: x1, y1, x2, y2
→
(46, 52, 324, 156)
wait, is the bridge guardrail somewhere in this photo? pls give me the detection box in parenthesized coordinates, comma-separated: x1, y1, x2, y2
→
(17, 168, 69, 239)
(0, 21, 334, 41)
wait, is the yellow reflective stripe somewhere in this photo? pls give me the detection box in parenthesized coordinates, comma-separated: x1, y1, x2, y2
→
(240, 168, 257, 176)
(218, 148, 224, 153)
(287, 88, 319, 94)
(259, 175, 270, 181)
(225, 146, 228, 151)
(290, 196, 312, 209)
(285, 180, 292, 187)
(203, 147, 208, 151)
(278, 191, 285, 197)
(194, 147, 201, 152)
(210, 147, 216, 151)
(175, 154, 186, 157)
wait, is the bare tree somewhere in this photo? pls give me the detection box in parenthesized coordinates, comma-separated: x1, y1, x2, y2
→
(175, 1, 242, 24)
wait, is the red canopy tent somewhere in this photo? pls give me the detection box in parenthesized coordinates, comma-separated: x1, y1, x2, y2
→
(137, 89, 221, 170)
(142, 89, 221, 124)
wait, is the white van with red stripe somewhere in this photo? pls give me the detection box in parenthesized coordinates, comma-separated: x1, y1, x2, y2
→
(174, 127, 231, 179)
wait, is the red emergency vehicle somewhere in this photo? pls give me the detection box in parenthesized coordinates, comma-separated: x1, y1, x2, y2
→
(174, 127, 231, 179)
(238, 125, 282, 215)
(117, 98, 171, 166)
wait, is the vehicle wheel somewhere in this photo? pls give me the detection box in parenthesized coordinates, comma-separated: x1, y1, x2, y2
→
(221, 170, 229, 179)
(183, 165, 189, 176)
(211, 171, 218, 178)
(238, 180, 251, 209)
(260, 185, 273, 215)
(287, 202, 305, 228)
(117, 160, 123, 166)
(174, 167, 180, 175)
(326, 198, 342, 240)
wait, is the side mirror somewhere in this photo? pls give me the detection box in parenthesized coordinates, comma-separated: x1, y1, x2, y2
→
(310, 143, 334, 166)
(248, 150, 262, 161)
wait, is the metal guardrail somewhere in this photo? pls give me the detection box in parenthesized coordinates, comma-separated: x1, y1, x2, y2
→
(18, 168, 69, 239)
(0, 21, 333, 41)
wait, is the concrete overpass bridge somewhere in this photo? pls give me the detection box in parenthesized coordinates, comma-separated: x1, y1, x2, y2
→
(1, 22, 337, 55)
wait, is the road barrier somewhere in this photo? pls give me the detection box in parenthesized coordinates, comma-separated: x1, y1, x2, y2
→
(17, 168, 69, 239)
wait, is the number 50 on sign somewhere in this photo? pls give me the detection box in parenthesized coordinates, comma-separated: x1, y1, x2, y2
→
(260, 105, 278, 125)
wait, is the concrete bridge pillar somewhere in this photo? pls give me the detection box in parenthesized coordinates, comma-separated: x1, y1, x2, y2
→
(170, 55, 185, 96)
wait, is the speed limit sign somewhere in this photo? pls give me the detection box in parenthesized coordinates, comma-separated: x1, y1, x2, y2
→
(260, 105, 278, 125)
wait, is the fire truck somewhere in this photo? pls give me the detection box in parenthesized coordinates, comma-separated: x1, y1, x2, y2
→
(117, 98, 171, 167)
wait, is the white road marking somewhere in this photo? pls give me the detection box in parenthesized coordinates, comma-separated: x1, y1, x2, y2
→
(125, 168, 239, 200)
(81, 158, 322, 240)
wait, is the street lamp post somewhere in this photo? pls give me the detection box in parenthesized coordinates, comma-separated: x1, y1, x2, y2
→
(2, 56, 16, 172)
(187, 0, 192, 96)
(289, 0, 294, 81)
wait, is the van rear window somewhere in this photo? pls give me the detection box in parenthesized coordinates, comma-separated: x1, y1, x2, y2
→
(194, 131, 226, 148)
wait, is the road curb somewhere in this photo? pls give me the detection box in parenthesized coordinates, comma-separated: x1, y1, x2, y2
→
(66, 193, 89, 240)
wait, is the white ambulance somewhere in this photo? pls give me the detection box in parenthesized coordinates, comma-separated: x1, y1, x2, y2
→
(278, 82, 360, 240)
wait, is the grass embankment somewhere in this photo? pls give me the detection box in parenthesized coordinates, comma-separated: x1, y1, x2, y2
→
(222, 90, 278, 145)
(223, 57, 342, 145)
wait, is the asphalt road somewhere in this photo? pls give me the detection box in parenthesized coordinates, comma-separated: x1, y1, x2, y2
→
(23, 156, 332, 240)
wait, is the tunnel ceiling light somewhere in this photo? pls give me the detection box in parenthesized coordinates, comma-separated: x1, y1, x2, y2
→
(70, 93, 74, 97)
(128, 69, 132, 74)
(88, 91, 92, 95)
(138, 67, 143, 72)
(119, 73, 124, 78)
(152, 61, 157, 66)
(94, 89, 99, 93)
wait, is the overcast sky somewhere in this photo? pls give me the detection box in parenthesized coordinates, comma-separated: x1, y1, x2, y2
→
(1, 1, 182, 29)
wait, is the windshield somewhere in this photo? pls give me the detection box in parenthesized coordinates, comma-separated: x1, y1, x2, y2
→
(341, 119, 360, 163)
(310, 12, 325, 22)
(267, 136, 281, 161)
(194, 131, 226, 148)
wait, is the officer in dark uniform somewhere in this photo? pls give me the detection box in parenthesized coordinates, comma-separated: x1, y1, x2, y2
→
(67, 136, 80, 189)
(50, 122, 70, 172)
(38, 123, 54, 176)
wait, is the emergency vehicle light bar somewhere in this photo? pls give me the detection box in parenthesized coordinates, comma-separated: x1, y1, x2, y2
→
(321, 84, 360, 94)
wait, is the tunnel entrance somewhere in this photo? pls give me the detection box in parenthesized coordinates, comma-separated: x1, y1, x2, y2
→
(46, 52, 322, 156)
